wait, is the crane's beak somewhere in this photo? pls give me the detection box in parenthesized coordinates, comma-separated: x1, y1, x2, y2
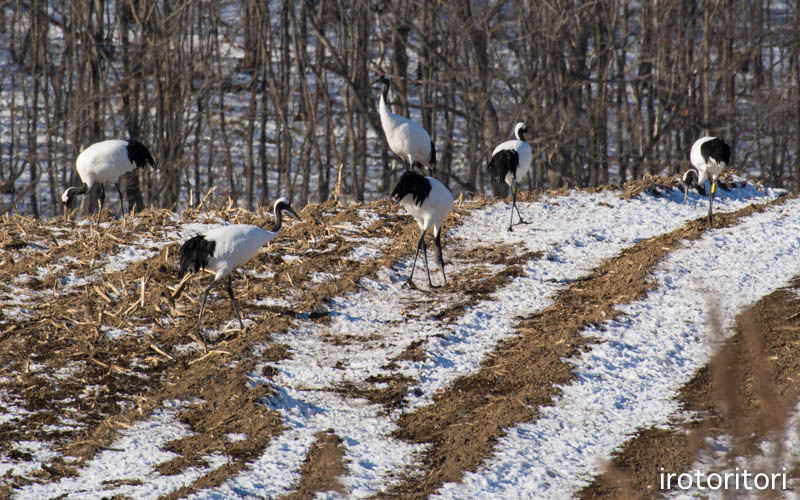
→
(288, 207, 302, 221)
(682, 182, 689, 204)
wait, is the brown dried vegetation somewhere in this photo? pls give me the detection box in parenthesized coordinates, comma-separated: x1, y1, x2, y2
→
(0, 187, 794, 499)
(384, 196, 789, 499)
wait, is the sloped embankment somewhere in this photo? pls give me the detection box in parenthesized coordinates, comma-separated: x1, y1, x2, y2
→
(0, 199, 431, 494)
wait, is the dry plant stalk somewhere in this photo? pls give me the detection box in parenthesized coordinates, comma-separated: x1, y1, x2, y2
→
(332, 163, 344, 205)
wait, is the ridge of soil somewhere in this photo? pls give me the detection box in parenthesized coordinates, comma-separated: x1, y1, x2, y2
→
(282, 430, 348, 499)
(0, 185, 786, 499)
(382, 196, 789, 499)
(579, 277, 800, 499)
(0, 193, 531, 496)
(0, 199, 439, 494)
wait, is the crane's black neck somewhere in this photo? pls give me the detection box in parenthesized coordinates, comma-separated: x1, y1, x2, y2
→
(270, 200, 295, 233)
(380, 77, 390, 101)
(270, 209, 284, 233)
(683, 168, 699, 186)
(516, 128, 527, 142)
(63, 183, 90, 205)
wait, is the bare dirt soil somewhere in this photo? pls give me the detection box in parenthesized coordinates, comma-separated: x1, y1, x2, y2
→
(580, 277, 800, 499)
(383, 197, 789, 499)
(0, 185, 791, 499)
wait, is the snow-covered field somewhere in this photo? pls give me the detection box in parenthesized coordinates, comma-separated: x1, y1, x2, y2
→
(2, 181, 799, 499)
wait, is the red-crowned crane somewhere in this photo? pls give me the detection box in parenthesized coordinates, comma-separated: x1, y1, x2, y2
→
(682, 136, 731, 227)
(178, 197, 301, 337)
(391, 170, 453, 289)
(61, 139, 156, 223)
(371, 74, 436, 175)
(488, 122, 532, 231)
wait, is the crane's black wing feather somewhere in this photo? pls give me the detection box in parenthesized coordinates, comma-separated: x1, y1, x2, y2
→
(700, 138, 731, 166)
(127, 140, 157, 169)
(391, 170, 431, 207)
(179, 235, 215, 277)
(488, 149, 519, 182)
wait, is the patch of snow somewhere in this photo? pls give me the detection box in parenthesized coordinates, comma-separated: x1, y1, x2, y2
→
(438, 199, 800, 498)
(16, 400, 227, 500)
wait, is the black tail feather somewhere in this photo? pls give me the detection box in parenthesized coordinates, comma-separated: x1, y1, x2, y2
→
(127, 140, 157, 169)
(391, 170, 431, 206)
(179, 235, 215, 277)
(700, 137, 731, 166)
(488, 149, 519, 182)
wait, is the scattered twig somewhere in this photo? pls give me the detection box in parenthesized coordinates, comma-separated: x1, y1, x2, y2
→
(169, 273, 193, 303)
(188, 349, 230, 365)
(149, 343, 174, 361)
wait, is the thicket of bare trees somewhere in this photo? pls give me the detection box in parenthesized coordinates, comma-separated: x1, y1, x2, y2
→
(1, 0, 798, 219)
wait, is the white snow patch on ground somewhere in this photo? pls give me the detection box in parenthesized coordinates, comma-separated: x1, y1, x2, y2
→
(16, 400, 227, 500)
(188, 187, 784, 498)
(436, 199, 800, 499)
(6, 185, 797, 499)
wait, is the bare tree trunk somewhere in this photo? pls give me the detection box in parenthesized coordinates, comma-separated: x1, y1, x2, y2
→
(118, 0, 144, 212)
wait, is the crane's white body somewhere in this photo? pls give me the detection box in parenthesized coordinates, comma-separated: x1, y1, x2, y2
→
(492, 138, 532, 186)
(61, 139, 156, 222)
(73, 140, 138, 189)
(179, 197, 300, 336)
(374, 75, 435, 172)
(378, 93, 433, 170)
(391, 171, 453, 288)
(395, 176, 454, 237)
(684, 136, 731, 226)
(202, 224, 277, 280)
(488, 122, 532, 230)
(690, 136, 726, 184)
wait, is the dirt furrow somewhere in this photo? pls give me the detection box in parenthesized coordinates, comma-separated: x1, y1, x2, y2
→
(0, 201, 383, 488)
(579, 277, 800, 499)
(282, 430, 348, 499)
(174, 216, 545, 496)
(0, 186, 782, 498)
(1, 197, 499, 496)
(383, 196, 789, 499)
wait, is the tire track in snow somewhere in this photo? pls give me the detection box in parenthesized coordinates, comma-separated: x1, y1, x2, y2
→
(431, 198, 800, 499)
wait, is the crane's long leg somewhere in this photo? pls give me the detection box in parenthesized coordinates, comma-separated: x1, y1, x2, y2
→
(96, 184, 106, 224)
(708, 180, 716, 227)
(226, 276, 245, 330)
(508, 179, 528, 231)
(115, 181, 125, 217)
(508, 180, 516, 232)
(198, 279, 217, 332)
(421, 237, 433, 288)
(434, 229, 447, 285)
(512, 184, 527, 227)
(406, 229, 428, 288)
